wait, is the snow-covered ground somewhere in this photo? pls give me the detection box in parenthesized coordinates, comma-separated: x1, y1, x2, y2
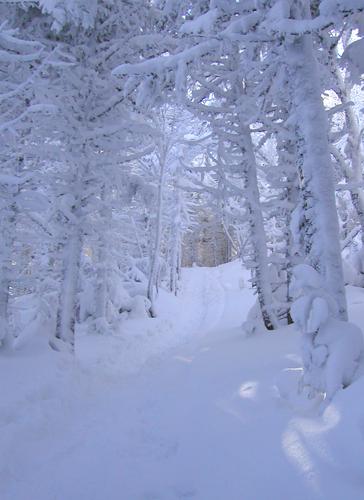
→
(1, 262, 364, 500)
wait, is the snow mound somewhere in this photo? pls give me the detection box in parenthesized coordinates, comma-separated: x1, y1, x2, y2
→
(291, 264, 364, 400)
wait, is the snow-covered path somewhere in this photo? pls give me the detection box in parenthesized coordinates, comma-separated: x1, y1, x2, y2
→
(2, 263, 364, 500)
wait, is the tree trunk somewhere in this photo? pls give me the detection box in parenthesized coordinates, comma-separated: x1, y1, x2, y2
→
(241, 125, 279, 330)
(147, 147, 167, 315)
(287, 25, 347, 319)
(55, 225, 82, 351)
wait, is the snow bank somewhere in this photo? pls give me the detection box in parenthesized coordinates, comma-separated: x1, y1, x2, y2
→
(289, 264, 363, 400)
(2, 262, 364, 500)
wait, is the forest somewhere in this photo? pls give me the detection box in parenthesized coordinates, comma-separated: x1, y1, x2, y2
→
(1, 1, 364, 499)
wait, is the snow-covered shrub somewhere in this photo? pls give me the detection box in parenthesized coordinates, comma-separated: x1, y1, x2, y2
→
(343, 247, 364, 287)
(342, 258, 362, 287)
(290, 264, 363, 400)
(107, 281, 132, 320)
(242, 300, 266, 336)
(117, 295, 151, 321)
(80, 274, 134, 335)
(9, 289, 58, 350)
(127, 296, 151, 320)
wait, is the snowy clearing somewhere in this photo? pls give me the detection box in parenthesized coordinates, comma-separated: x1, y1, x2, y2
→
(1, 262, 364, 500)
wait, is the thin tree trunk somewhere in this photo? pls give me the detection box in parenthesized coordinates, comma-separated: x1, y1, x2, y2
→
(54, 224, 82, 351)
(169, 231, 181, 295)
(147, 147, 167, 315)
(241, 125, 279, 330)
(96, 184, 108, 324)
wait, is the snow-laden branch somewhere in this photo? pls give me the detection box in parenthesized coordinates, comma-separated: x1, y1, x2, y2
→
(112, 40, 219, 77)
(0, 103, 58, 132)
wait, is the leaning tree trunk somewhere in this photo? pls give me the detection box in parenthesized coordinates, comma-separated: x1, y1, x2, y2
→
(287, 29, 347, 319)
(226, 54, 279, 330)
(275, 117, 299, 324)
(240, 124, 279, 330)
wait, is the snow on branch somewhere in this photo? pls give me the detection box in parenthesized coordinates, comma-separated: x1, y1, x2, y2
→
(112, 40, 218, 77)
